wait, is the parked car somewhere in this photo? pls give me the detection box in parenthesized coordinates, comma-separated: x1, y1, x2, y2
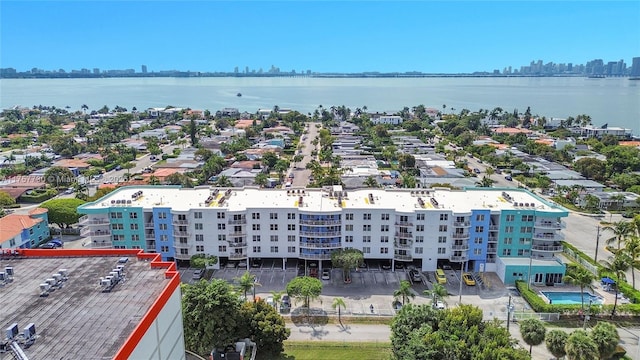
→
(473, 168, 481, 174)
(64, 187, 74, 194)
(432, 301, 446, 310)
(409, 269, 421, 283)
(321, 269, 331, 280)
(237, 261, 248, 269)
(504, 175, 513, 181)
(462, 273, 476, 286)
(394, 262, 405, 270)
(281, 295, 291, 309)
(192, 269, 204, 280)
(495, 168, 502, 174)
(381, 260, 392, 270)
(251, 258, 262, 268)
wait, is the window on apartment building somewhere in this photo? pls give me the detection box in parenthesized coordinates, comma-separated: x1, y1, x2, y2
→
(195, 234, 204, 241)
(194, 212, 202, 219)
(288, 246, 296, 253)
(110, 212, 121, 219)
(476, 214, 485, 221)
(502, 249, 512, 256)
(195, 223, 203, 230)
(270, 246, 279, 253)
(253, 246, 261, 253)
(475, 226, 484, 233)
(270, 235, 278, 242)
(130, 224, 138, 230)
(196, 245, 204, 252)
(252, 224, 260, 231)
(380, 247, 388, 254)
(520, 227, 533, 233)
(112, 224, 121, 230)
(219, 245, 227, 252)
(288, 235, 296, 242)
(160, 234, 168, 242)
(417, 214, 425, 221)
(380, 236, 389, 243)
(179, 237, 188, 244)
(252, 213, 260, 220)
(29, 228, 34, 235)
(504, 237, 512, 244)
(217, 223, 226, 230)
(270, 224, 278, 231)
(439, 225, 448, 232)
(288, 213, 296, 220)
(161, 246, 169, 252)
(217, 212, 225, 219)
(252, 235, 261, 242)
(474, 248, 482, 255)
(363, 247, 371, 254)
(131, 234, 140, 241)
(288, 224, 296, 231)
(519, 238, 530, 245)
(363, 236, 371, 242)
(415, 236, 424, 243)
(438, 247, 446, 254)
(521, 215, 534, 222)
(363, 213, 371, 220)
(506, 214, 515, 221)
(179, 248, 189, 255)
(416, 225, 424, 232)
(415, 247, 423, 254)
(218, 234, 226, 242)
(363, 225, 371, 232)
(345, 224, 353, 231)
(380, 225, 389, 232)
(345, 236, 353, 242)
(505, 226, 514, 233)
(440, 214, 448, 221)
(157, 212, 166, 219)
(129, 212, 138, 219)
(381, 214, 389, 221)
(345, 213, 354, 220)
(270, 213, 278, 220)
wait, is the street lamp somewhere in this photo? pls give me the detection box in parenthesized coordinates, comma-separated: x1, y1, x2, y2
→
(506, 295, 513, 331)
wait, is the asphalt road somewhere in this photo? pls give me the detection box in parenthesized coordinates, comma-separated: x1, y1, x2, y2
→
(290, 122, 319, 188)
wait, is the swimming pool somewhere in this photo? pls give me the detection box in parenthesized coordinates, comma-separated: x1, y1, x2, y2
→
(541, 291, 603, 305)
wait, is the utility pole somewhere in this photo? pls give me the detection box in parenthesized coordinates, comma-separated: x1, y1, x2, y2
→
(583, 299, 593, 329)
(594, 226, 601, 263)
(507, 295, 512, 331)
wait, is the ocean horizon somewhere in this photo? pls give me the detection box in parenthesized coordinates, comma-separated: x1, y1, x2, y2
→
(1, 76, 638, 134)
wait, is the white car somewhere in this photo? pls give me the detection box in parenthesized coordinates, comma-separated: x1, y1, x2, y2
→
(433, 301, 445, 310)
(321, 269, 331, 280)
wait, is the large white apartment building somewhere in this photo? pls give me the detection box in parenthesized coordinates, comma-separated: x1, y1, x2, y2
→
(78, 186, 569, 285)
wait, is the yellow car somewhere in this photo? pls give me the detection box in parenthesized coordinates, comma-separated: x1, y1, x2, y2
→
(462, 273, 476, 286)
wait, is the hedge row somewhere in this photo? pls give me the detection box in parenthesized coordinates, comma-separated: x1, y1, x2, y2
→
(20, 189, 58, 203)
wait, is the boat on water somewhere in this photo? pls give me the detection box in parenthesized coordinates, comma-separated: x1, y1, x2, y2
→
(237, 93, 242, 97)
(587, 74, 606, 79)
(629, 77, 640, 81)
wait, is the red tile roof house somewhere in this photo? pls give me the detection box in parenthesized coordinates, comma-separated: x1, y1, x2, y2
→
(0, 208, 50, 249)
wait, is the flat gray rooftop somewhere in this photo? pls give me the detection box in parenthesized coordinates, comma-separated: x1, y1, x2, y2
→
(0, 255, 169, 359)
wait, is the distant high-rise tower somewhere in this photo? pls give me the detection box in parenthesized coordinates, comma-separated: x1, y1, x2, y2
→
(630, 57, 640, 77)
(141, 65, 147, 74)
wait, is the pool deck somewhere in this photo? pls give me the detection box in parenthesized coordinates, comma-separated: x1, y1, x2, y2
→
(532, 283, 631, 306)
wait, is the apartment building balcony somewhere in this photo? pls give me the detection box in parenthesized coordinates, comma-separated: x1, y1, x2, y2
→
(394, 253, 413, 261)
(487, 246, 497, 254)
(394, 221, 413, 227)
(531, 243, 563, 252)
(145, 232, 155, 241)
(173, 230, 190, 237)
(81, 228, 111, 238)
(228, 241, 248, 248)
(530, 253, 556, 261)
(172, 219, 189, 225)
(298, 253, 332, 260)
(451, 243, 469, 251)
(394, 232, 413, 239)
(228, 218, 247, 225)
(79, 215, 109, 225)
(298, 219, 342, 226)
(394, 240, 413, 249)
(534, 220, 566, 230)
(229, 231, 246, 237)
(146, 240, 156, 249)
(488, 225, 499, 231)
(299, 231, 341, 237)
(449, 254, 469, 262)
(144, 222, 155, 229)
(453, 221, 471, 227)
(300, 241, 342, 249)
(488, 236, 498, 243)
(174, 242, 190, 250)
(532, 233, 565, 241)
(174, 252, 191, 261)
(451, 233, 470, 239)
(229, 252, 248, 260)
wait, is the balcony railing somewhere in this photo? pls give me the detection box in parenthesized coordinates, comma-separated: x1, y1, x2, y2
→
(395, 221, 413, 227)
(174, 242, 190, 249)
(146, 240, 156, 249)
(174, 252, 191, 260)
(229, 253, 248, 260)
(299, 219, 342, 226)
(79, 216, 109, 225)
(299, 231, 342, 237)
(534, 221, 566, 229)
(532, 233, 565, 241)
(453, 221, 471, 227)
(488, 236, 498, 242)
(144, 222, 155, 229)
(172, 219, 189, 225)
(489, 225, 499, 231)
(228, 241, 248, 248)
(300, 241, 342, 248)
(228, 218, 247, 225)
(228, 231, 246, 237)
(298, 253, 332, 260)
(531, 244, 563, 252)
(451, 244, 469, 251)
(394, 241, 413, 249)
(145, 233, 155, 241)
(487, 247, 497, 254)
(394, 232, 413, 239)
(173, 231, 190, 237)
(452, 233, 470, 239)
(450, 254, 469, 262)
(394, 253, 413, 261)
(81, 228, 111, 238)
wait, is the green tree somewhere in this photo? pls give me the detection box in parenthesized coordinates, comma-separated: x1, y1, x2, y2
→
(624, 235, 640, 290)
(238, 299, 290, 356)
(599, 253, 631, 318)
(44, 166, 75, 187)
(189, 118, 197, 147)
(574, 158, 607, 181)
(603, 220, 634, 252)
(189, 254, 218, 269)
(363, 175, 379, 188)
(261, 152, 278, 169)
(40, 198, 86, 229)
(254, 173, 268, 187)
(563, 266, 596, 311)
(181, 279, 242, 356)
(545, 329, 569, 360)
(394, 280, 416, 306)
(330, 248, 364, 283)
(590, 322, 619, 360)
(332, 297, 347, 325)
(479, 175, 494, 188)
(519, 318, 546, 355)
(565, 329, 599, 360)
(286, 276, 322, 309)
(0, 190, 16, 207)
(423, 283, 449, 306)
(236, 271, 256, 301)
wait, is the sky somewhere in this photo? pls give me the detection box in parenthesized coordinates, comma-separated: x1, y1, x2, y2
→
(1, 1, 639, 73)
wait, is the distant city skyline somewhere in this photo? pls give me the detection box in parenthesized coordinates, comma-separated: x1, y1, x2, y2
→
(1, 1, 639, 74)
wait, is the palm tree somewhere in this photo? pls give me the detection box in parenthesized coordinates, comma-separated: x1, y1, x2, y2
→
(236, 271, 255, 301)
(479, 176, 494, 188)
(270, 290, 285, 310)
(393, 280, 415, 306)
(363, 176, 379, 188)
(624, 235, 640, 290)
(602, 220, 634, 252)
(332, 297, 347, 325)
(215, 175, 233, 187)
(519, 318, 546, 356)
(423, 283, 449, 306)
(565, 329, 599, 360)
(148, 175, 161, 185)
(599, 252, 631, 318)
(563, 267, 596, 311)
(545, 329, 568, 360)
(81, 104, 89, 114)
(254, 173, 268, 187)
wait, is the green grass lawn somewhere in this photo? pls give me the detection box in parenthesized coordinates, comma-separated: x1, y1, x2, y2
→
(274, 341, 392, 360)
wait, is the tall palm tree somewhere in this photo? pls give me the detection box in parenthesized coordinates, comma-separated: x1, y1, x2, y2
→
(624, 235, 640, 290)
(519, 318, 546, 356)
(270, 290, 285, 310)
(393, 280, 415, 306)
(423, 283, 449, 306)
(599, 253, 631, 318)
(236, 271, 255, 301)
(563, 267, 596, 311)
(332, 297, 347, 325)
(602, 220, 634, 252)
